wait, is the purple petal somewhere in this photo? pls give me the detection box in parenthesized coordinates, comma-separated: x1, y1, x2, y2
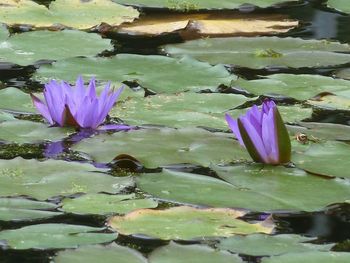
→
(98, 124, 135, 131)
(30, 94, 53, 124)
(87, 77, 97, 99)
(225, 113, 244, 146)
(261, 108, 279, 164)
(240, 116, 269, 163)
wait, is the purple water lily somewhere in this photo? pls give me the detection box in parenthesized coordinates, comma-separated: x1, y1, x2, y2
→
(225, 100, 291, 165)
(31, 76, 131, 131)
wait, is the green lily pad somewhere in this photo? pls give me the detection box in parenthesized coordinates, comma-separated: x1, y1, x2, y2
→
(72, 128, 249, 168)
(163, 37, 350, 69)
(0, 24, 8, 41)
(149, 242, 243, 263)
(336, 68, 350, 80)
(34, 55, 236, 93)
(53, 244, 147, 263)
(0, 29, 112, 66)
(232, 74, 350, 100)
(108, 206, 273, 240)
(307, 94, 350, 111)
(0, 87, 36, 113)
(293, 141, 350, 178)
(136, 166, 350, 212)
(218, 234, 333, 256)
(0, 224, 117, 250)
(261, 252, 350, 263)
(113, 92, 251, 129)
(114, 0, 299, 10)
(327, 0, 350, 14)
(61, 194, 158, 215)
(287, 122, 350, 141)
(228, 104, 313, 124)
(0, 158, 133, 200)
(0, 197, 62, 221)
(0, 111, 16, 122)
(0, 120, 73, 144)
(0, 0, 139, 29)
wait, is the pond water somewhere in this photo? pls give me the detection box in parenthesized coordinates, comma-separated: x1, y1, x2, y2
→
(0, 0, 350, 262)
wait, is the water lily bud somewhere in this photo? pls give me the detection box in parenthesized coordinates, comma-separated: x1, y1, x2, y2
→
(225, 100, 291, 165)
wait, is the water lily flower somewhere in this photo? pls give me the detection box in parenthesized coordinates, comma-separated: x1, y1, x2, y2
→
(225, 100, 291, 165)
(31, 76, 131, 131)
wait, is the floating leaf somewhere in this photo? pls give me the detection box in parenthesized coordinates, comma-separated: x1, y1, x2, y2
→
(163, 37, 350, 69)
(113, 92, 251, 129)
(0, 29, 112, 66)
(307, 94, 350, 111)
(118, 13, 297, 39)
(0, 87, 36, 113)
(114, 0, 300, 10)
(72, 128, 249, 168)
(218, 234, 333, 256)
(54, 244, 147, 263)
(293, 141, 350, 178)
(327, 0, 350, 14)
(0, 197, 61, 221)
(0, 120, 73, 144)
(261, 251, 350, 263)
(0, 0, 139, 29)
(61, 194, 158, 215)
(108, 206, 273, 240)
(149, 242, 244, 263)
(336, 68, 350, 80)
(0, 158, 133, 200)
(34, 55, 236, 93)
(0, 224, 117, 250)
(136, 166, 350, 212)
(232, 74, 350, 100)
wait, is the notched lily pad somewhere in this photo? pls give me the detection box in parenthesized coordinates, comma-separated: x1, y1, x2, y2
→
(113, 0, 300, 10)
(34, 55, 236, 93)
(218, 234, 333, 256)
(293, 141, 350, 178)
(163, 37, 350, 69)
(0, 197, 62, 222)
(72, 128, 249, 168)
(108, 206, 273, 240)
(0, 224, 117, 250)
(0, 157, 134, 200)
(53, 244, 147, 263)
(113, 92, 251, 129)
(149, 242, 244, 263)
(307, 93, 350, 111)
(61, 193, 158, 215)
(0, 0, 139, 29)
(327, 0, 350, 14)
(0, 29, 113, 66)
(117, 13, 298, 39)
(261, 251, 350, 263)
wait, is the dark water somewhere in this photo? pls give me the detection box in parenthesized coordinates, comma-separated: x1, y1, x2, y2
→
(1, 0, 350, 262)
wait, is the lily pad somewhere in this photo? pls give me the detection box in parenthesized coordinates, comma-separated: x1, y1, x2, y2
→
(287, 122, 350, 141)
(218, 234, 333, 256)
(307, 94, 350, 111)
(149, 242, 244, 263)
(0, 224, 117, 250)
(117, 13, 298, 39)
(0, 24, 8, 41)
(336, 68, 350, 80)
(0, 87, 36, 113)
(293, 141, 350, 178)
(261, 251, 350, 263)
(113, 92, 251, 129)
(0, 157, 133, 200)
(114, 0, 300, 10)
(232, 74, 350, 100)
(72, 128, 249, 168)
(0, 29, 112, 66)
(136, 166, 350, 211)
(61, 193, 158, 215)
(327, 0, 350, 14)
(228, 104, 313, 124)
(34, 55, 236, 93)
(0, 120, 73, 144)
(54, 244, 147, 263)
(0, 111, 16, 122)
(108, 206, 273, 240)
(0, 0, 139, 29)
(0, 197, 62, 221)
(163, 37, 350, 69)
